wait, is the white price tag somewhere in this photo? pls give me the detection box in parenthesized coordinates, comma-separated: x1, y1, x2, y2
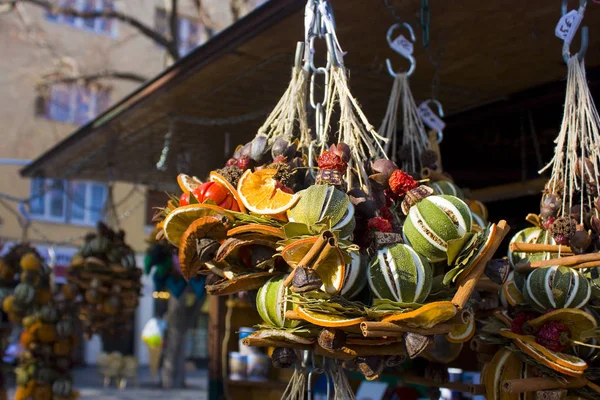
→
(555, 9, 583, 48)
(418, 102, 446, 132)
(390, 35, 413, 59)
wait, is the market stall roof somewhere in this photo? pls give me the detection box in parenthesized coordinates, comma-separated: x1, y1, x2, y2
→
(21, 0, 600, 190)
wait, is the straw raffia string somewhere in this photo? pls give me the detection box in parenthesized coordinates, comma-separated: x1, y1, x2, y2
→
(539, 56, 600, 221)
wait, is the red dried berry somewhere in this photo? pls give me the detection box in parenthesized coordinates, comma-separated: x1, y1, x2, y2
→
(317, 151, 348, 173)
(535, 321, 571, 352)
(542, 217, 555, 231)
(510, 312, 537, 335)
(388, 170, 418, 197)
(367, 217, 392, 233)
(237, 156, 252, 171)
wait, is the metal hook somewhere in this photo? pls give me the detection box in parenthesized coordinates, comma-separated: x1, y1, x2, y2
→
(561, 0, 588, 62)
(385, 23, 417, 77)
(423, 99, 445, 143)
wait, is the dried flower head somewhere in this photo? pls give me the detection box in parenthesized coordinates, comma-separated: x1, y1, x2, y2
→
(549, 216, 577, 245)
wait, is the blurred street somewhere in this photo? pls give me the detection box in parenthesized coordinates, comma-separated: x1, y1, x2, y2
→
(8, 366, 208, 400)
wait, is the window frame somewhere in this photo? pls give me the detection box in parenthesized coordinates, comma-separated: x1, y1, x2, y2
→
(42, 82, 111, 125)
(29, 178, 108, 227)
(46, 0, 119, 38)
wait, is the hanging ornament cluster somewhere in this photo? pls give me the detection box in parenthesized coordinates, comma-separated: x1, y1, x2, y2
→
(152, 0, 509, 391)
(474, 55, 600, 398)
(0, 245, 51, 323)
(14, 302, 78, 400)
(0, 245, 78, 400)
(64, 222, 141, 337)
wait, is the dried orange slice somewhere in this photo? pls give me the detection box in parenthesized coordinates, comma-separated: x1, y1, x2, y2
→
(177, 173, 202, 194)
(227, 224, 285, 239)
(381, 301, 457, 329)
(178, 216, 227, 280)
(527, 308, 597, 341)
(446, 314, 475, 343)
(493, 310, 512, 327)
(502, 279, 526, 307)
(296, 307, 366, 327)
(237, 169, 300, 215)
(482, 348, 530, 400)
(209, 171, 246, 213)
(513, 337, 586, 376)
(281, 236, 345, 294)
(499, 329, 588, 373)
(162, 204, 233, 246)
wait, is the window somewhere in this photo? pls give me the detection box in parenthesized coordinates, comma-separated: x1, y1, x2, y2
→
(154, 8, 206, 57)
(29, 178, 108, 226)
(46, 0, 118, 37)
(38, 82, 111, 125)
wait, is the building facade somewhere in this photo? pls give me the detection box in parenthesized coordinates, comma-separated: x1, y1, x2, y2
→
(0, 0, 267, 365)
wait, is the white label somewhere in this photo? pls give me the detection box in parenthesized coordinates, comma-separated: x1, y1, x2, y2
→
(555, 9, 583, 47)
(390, 34, 414, 59)
(418, 102, 446, 132)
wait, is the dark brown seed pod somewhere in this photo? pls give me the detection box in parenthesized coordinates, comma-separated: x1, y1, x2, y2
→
(402, 332, 431, 359)
(424, 363, 449, 383)
(549, 216, 577, 245)
(540, 194, 562, 219)
(318, 328, 346, 350)
(570, 225, 592, 254)
(356, 356, 384, 380)
(271, 347, 297, 369)
(484, 258, 511, 284)
(384, 355, 406, 367)
(291, 266, 322, 293)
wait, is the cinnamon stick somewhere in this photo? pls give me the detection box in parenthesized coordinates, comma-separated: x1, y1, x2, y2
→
(283, 231, 332, 286)
(453, 220, 510, 309)
(360, 321, 452, 337)
(469, 384, 486, 395)
(502, 377, 587, 393)
(509, 242, 572, 254)
(515, 252, 600, 271)
(242, 337, 313, 351)
(421, 167, 453, 183)
(311, 238, 337, 272)
(285, 310, 302, 320)
(316, 342, 406, 359)
(569, 260, 600, 269)
(402, 374, 472, 393)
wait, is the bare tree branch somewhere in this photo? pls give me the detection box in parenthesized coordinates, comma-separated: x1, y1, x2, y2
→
(191, 0, 219, 36)
(40, 70, 148, 85)
(169, 0, 179, 59)
(1, 0, 180, 59)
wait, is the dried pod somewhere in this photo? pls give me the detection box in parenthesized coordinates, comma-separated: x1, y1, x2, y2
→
(575, 157, 596, 184)
(356, 356, 384, 380)
(402, 332, 431, 359)
(484, 258, 511, 284)
(401, 186, 435, 215)
(291, 266, 322, 293)
(549, 216, 577, 245)
(318, 328, 346, 350)
(271, 347, 297, 369)
(249, 246, 276, 269)
(591, 216, 600, 235)
(384, 355, 406, 367)
(424, 363, 449, 383)
(331, 143, 351, 163)
(271, 137, 289, 158)
(540, 194, 562, 219)
(570, 226, 592, 254)
(371, 159, 399, 175)
(348, 188, 377, 218)
(239, 142, 252, 159)
(250, 134, 268, 162)
(570, 204, 591, 224)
